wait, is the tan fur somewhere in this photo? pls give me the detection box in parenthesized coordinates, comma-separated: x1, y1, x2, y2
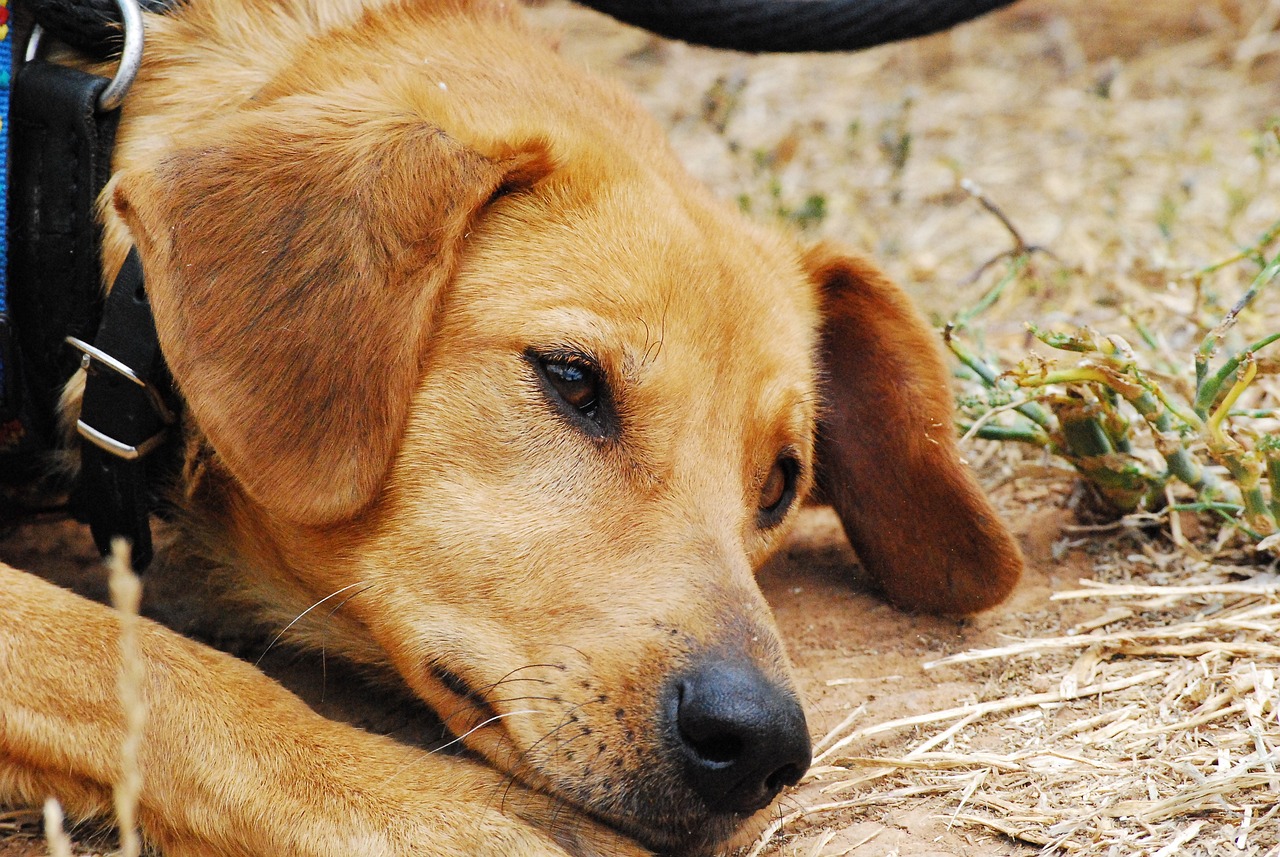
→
(0, 1, 1023, 854)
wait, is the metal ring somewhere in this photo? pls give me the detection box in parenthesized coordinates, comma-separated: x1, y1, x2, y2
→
(98, 0, 145, 112)
(22, 1, 144, 112)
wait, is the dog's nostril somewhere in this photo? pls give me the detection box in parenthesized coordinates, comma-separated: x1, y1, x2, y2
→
(766, 761, 806, 792)
(680, 717, 744, 766)
(669, 657, 811, 815)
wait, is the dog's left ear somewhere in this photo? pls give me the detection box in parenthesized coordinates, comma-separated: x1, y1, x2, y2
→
(806, 243, 1023, 615)
(111, 111, 555, 526)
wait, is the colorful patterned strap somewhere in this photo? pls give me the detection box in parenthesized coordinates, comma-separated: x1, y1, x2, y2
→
(0, 0, 10, 319)
(0, 0, 12, 420)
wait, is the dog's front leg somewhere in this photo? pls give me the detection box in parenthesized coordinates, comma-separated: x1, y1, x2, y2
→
(0, 564, 647, 857)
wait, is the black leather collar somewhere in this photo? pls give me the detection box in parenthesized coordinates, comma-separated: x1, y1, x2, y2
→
(3, 3, 179, 569)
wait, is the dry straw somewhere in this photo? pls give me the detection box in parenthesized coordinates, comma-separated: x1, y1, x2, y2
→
(751, 569, 1280, 855)
(42, 799, 73, 857)
(108, 539, 145, 857)
(26, 543, 146, 857)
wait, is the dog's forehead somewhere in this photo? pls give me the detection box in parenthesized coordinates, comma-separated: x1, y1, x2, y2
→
(455, 176, 821, 399)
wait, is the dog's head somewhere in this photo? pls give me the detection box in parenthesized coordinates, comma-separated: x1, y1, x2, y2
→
(109, 8, 1021, 852)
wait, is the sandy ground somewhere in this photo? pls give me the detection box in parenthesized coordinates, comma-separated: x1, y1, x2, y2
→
(4, 0, 1280, 854)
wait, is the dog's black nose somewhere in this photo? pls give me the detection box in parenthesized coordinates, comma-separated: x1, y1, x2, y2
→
(668, 657, 811, 815)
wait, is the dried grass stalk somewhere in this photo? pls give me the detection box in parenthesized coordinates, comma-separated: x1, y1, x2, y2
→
(42, 798, 74, 857)
(107, 540, 145, 857)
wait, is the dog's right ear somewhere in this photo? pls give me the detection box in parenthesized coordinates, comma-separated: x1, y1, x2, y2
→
(806, 244, 1024, 615)
(112, 110, 555, 527)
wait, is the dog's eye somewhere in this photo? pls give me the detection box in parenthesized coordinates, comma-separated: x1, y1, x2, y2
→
(531, 351, 614, 437)
(544, 360, 599, 413)
(758, 456, 798, 528)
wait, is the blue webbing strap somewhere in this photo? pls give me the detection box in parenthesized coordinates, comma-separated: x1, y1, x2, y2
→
(0, 0, 12, 420)
(0, 2, 8, 317)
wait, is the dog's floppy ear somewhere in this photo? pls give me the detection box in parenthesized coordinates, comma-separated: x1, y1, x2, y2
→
(112, 111, 554, 526)
(806, 244, 1023, 615)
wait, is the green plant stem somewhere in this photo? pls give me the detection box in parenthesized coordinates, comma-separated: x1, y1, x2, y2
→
(1140, 378, 1205, 433)
(1202, 360, 1267, 530)
(1055, 398, 1163, 511)
(1029, 323, 1103, 354)
(1209, 507, 1264, 541)
(1205, 451, 1271, 531)
(968, 423, 1051, 444)
(945, 330, 1055, 428)
(1169, 502, 1244, 514)
(1266, 449, 1280, 524)
(1018, 360, 1233, 505)
(1195, 249, 1280, 411)
(1071, 453, 1163, 513)
(1060, 412, 1114, 457)
(1208, 358, 1257, 446)
(1242, 484, 1275, 534)
(1122, 384, 1223, 497)
(953, 255, 1026, 329)
(1194, 332, 1280, 418)
(1131, 317, 1160, 351)
(1099, 388, 1133, 453)
(1190, 217, 1280, 278)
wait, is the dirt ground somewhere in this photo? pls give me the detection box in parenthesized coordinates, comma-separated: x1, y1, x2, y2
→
(4, 0, 1280, 855)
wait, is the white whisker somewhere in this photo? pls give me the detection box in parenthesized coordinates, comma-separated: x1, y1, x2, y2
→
(377, 708, 542, 791)
(254, 581, 373, 666)
(428, 709, 540, 757)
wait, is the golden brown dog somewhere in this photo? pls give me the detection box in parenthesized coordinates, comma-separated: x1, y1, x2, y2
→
(0, 0, 1023, 854)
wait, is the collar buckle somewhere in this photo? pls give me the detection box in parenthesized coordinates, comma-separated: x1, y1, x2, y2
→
(67, 335, 174, 460)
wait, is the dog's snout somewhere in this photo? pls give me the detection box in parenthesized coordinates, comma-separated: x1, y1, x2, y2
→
(668, 658, 811, 815)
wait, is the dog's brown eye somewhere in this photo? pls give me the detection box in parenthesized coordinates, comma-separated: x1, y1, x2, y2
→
(530, 350, 615, 438)
(545, 360, 598, 413)
(758, 456, 798, 528)
(760, 464, 787, 510)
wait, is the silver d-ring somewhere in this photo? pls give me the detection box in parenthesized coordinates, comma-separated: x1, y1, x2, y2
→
(22, 1, 144, 113)
(98, 0, 145, 112)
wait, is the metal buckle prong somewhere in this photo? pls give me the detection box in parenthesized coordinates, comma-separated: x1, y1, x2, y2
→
(68, 335, 176, 424)
(68, 335, 146, 387)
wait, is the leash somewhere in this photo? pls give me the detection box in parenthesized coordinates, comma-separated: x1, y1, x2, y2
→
(3, 0, 176, 569)
(576, 0, 1020, 54)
